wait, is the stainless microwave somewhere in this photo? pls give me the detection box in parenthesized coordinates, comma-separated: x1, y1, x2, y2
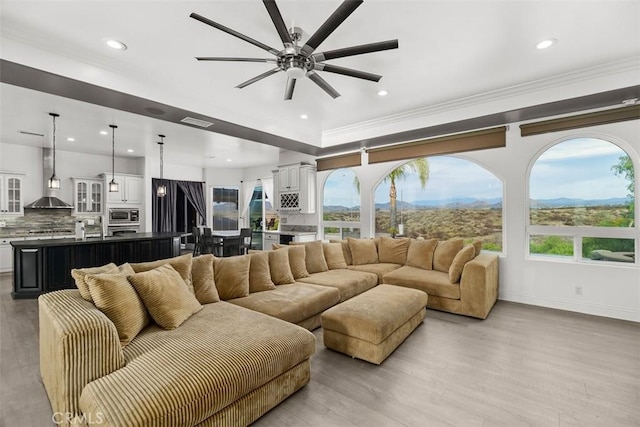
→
(108, 208, 140, 225)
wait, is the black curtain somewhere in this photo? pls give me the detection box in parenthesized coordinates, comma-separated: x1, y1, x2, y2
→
(177, 181, 206, 225)
(152, 179, 177, 232)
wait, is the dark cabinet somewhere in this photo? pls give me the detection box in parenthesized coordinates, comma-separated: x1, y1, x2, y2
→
(11, 234, 182, 299)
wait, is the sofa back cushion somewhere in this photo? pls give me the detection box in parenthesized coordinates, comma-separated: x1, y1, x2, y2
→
(191, 254, 219, 304)
(378, 237, 410, 265)
(130, 253, 194, 292)
(249, 252, 276, 292)
(128, 264, 202, 330)
(448, 244, 476, 283)
(292, 241, 329, 273)
(213, 255, 251, 299)
(323, 243, 348, 269)
(268, 249, 296, 285)
(348, 238, 379, 265)
(406, 238, 438, 270)
(85, 263, 149, 346)
(286, 245, 310, 279)
(472, 240, 483, 257)
(433, 238, 464, 273)
(71, 263, 118, 302)
(330, 239, 353, 265)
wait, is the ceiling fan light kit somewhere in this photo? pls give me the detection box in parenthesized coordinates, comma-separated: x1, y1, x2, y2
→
(191, 0, 398, 100)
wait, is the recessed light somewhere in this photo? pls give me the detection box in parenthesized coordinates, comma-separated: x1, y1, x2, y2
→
(66, 137, 75, 142)
(536, 38, 557, 50)
(127, 149, 134, 153)
(99, 130, 108, 135)
(106, 39, 127, 50)
(377, 90, 388, 96)
(226, 158, 232, 162)
(300, 114, 308, 119)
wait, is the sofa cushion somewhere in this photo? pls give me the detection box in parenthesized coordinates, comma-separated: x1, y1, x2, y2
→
(383, 265, 461, 299)
(346, 263, 402, 284)
(82, 302, 315, 427)
(433, 238, 464, 273)
(285, 245, 310, 279)
(229, 283, 340, 324)
(406, 238, 438, 270)
(330, 239, 353, 265)
(128, 264, 202, 330)
(214, 255, 251, 299)
(249, 252, 276, 292)
(449, 244, 476, 283)
(323, 243, 348, 270)
(297, 269, 378, 302)
(71, 263, 117, 302)
(377, 237, 410, 265)
(85, 263, 148, 346)
(191, 254, 219, 304)
(348, 238, 378, 265)
(130, 253, 194, 292)
(268, 249, 295, 285)
(472, 240, 483, 257)
(292, 241, 329, 273)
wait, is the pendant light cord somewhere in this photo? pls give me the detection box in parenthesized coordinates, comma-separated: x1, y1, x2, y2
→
(52, 114, 57, 176)
(111, 125, 116, 181)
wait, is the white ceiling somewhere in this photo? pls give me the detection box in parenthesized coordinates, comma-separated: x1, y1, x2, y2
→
(1, 0, 639, 168)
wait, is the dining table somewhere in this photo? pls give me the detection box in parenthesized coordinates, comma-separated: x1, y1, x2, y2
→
(204, 230, 242, 257)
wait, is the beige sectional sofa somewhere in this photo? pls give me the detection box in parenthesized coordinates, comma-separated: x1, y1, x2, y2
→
(39, 236, 498, 426)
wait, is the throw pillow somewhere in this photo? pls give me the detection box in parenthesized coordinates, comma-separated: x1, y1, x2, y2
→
(378, 237, 411, 264)
(472, 240, 483, 257)
(71, 263, 117, 302)
(128, 264, 202, 330)
(323, 243, 348, 270)
(249, 252, 276, 292)
(286, 245, 310, 279)
(302, 241, 329, 273)
(130, 253, 194, 293)
(268, 249, 295, 285)
(330, 239, 353, 265)
(213, 255, 251, 300)
(433, 238, 464, 273)
(406, 238, 438, 270)
(347, 238, 379, 265)
(449, 244, 476, 283)
(191, 254, 219, 304)
(85, 268, 150, 346)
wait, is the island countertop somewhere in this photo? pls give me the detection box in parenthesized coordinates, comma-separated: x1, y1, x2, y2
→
(10, 232, 184, 248)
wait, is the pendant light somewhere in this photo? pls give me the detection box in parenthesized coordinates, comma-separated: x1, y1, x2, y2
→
(157, 134, 167, 197)
(47, 113, 61, 189)
(108, 124, 119, 192)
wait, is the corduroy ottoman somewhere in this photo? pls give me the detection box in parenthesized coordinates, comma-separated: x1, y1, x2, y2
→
(321, 284, 428, 364)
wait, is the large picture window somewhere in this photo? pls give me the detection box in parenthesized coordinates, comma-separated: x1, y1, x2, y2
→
(212, 186, 239, 231)
(374, 156, 503, 251)
(322, 168, 361, 239)
(528, 137, 636, 263)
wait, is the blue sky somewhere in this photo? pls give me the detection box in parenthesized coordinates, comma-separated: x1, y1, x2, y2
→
(323, 139, 632, 208)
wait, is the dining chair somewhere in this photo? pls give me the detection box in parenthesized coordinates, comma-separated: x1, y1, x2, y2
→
(239, 228, 252, 255)
(192, 227, 201, 256)
(201, 228, 218, 255)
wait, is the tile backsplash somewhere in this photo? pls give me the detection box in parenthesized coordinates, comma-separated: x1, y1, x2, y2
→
(0, 209, 103, 237)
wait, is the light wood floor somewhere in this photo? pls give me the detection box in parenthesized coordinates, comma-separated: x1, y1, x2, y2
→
(1, 273, 638, 427)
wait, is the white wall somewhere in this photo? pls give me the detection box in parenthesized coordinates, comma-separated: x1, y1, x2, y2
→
(315, 119, 640, 322)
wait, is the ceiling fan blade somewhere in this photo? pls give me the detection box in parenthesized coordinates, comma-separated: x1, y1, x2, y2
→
(314, 63, 381, 82)
(313, 39, 398, 61)
(300, 0, 363, 56)
(196, 57, 277, 63)
(263, 0, 293, 46)
(284, 77, 296, 100)
(190, 12, 280, 55)
(235, 67, 281, 89)
(306, 70, 340, 98)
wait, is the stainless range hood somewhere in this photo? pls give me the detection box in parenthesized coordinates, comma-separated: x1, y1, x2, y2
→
(25, 148, 73, 209)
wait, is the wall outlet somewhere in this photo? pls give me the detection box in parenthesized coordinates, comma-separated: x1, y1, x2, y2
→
(87, 219, 95, 225)
(280, 217, 287, 224)
(0, 220, 6, 228)
(575, 286, 583, 296)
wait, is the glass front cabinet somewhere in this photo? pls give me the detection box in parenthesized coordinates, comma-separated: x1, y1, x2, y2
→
(72, 178, 103, 214)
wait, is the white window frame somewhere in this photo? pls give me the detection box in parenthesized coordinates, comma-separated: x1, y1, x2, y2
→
(320, 168, 362, 240)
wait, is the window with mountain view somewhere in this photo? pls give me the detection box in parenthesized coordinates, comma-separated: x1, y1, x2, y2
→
(322, 168, 361, 240)
(373, 156, 503, 251)
(529, 137, 636, 263)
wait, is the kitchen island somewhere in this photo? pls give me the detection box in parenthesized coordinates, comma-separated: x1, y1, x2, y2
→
(10, 232, 182, 299)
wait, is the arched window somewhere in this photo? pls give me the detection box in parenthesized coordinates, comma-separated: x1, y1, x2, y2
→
(322, 168, 361, 239)
(528, 137, 636, 263)
(374, 156, 503, 252)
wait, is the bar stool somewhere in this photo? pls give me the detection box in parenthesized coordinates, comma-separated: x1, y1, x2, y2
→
(239, 228, 252, 255)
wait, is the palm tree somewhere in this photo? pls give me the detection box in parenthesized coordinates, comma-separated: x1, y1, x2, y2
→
(384, 159, 429, 233)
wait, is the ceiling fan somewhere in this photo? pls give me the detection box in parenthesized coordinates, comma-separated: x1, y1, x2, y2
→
(190, 0, 398, 100)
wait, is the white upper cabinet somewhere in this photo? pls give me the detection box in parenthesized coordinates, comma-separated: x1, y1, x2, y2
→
(72, 178, 103, 214)
(0, 173, 25, 215)
(102, 173, 143, 205)
(274, 163, 316, 214)
(278, 164, 300, 192)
